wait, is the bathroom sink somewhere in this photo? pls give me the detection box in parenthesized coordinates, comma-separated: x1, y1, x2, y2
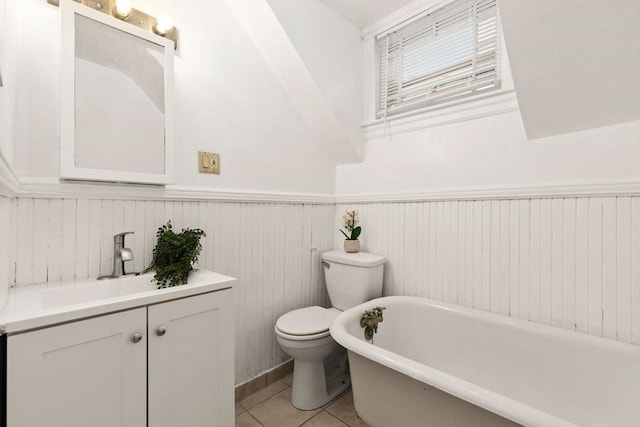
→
(3, 270, 235, 334)
(39, 274, 159, 309)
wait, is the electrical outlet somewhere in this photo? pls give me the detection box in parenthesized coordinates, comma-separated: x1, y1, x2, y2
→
(198, 151, 220, 174)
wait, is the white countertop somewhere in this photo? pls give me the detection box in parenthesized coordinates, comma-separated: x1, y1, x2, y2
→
(0, 270, 235, 334)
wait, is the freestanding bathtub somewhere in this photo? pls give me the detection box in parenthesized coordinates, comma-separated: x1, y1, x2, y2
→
(330, 296, 640, 427)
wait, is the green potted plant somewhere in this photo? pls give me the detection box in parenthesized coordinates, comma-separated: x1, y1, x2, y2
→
(340, 209, 361, 253)
(142, 221, 205, 288)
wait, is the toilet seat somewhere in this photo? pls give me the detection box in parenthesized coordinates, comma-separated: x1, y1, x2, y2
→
(275, 328, 332, 341)
(275, 306, 340, 341)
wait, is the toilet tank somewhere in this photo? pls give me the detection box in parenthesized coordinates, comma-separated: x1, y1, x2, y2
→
(321, 250, 385, 311)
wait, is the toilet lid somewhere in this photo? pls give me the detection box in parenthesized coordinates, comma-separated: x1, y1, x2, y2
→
(276, 306, 340, 336)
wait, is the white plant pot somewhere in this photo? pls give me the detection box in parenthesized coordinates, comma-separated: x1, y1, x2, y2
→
(344, 240, 360, 253)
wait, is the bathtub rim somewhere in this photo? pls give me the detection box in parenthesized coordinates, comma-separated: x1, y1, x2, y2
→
(331, 296, 640, 427)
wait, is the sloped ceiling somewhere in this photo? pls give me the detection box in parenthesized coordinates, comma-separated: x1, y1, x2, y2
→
(226, 0, 363, 164)
(317, 0, 414, 28)
(498, 0, 640, 139)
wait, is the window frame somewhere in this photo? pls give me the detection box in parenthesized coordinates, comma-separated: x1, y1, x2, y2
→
(374, 0, 502, 119)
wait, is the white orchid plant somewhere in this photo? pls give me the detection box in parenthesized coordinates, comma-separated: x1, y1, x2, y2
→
(340, 209, 361, 241)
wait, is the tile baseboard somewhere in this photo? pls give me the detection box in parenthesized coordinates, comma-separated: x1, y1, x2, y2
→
(235, 359, 294, 403)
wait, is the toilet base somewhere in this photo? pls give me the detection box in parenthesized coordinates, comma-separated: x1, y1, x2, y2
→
(290, 347, 350, 410)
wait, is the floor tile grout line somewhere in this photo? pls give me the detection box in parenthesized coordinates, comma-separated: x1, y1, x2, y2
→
(239, 411, 264, 427)
(240, 382, 290, 411)
(298, 410, 346, 427)
(323, 388, 351, 410)
(237, 384, 364, 427)
(299, 410, 321, 427)
(329, 409, 353, 427)
(324, 410, 349, 426)
(247, 411, 264, 427)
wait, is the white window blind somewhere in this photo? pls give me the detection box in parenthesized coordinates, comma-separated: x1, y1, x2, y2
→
(377, 0, 500, 117)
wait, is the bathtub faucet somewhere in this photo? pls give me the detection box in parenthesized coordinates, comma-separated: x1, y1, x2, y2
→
(360, 306, 385, 341)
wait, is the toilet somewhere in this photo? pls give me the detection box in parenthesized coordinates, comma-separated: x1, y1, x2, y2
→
(275, 250, 385, 410)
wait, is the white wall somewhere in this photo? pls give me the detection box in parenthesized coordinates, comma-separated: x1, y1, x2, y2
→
(268, 0, 363, 152)
(498, 0, 640, 139)
(9, 0, 337, 194)
(342, 0, 640, 197)
(11, 196, 335, 384)
(336, 114, 640, 196)
(0, 0, 16, 167)
(0, 0, 17, 312)
(339, 196, 640, 345)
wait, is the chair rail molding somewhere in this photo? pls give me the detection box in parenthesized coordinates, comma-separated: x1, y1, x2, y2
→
(13, 176, 640, 204)
(17, 177, 335, 204)
(335, 179, 640, 204)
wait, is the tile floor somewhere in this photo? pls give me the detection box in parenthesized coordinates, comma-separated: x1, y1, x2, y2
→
(236, 374, 369, 427)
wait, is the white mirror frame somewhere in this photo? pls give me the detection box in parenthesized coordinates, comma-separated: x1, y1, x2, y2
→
(60, 1, 174, 185)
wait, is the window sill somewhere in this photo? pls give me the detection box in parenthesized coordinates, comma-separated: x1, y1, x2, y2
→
(361, 89, 518, 140)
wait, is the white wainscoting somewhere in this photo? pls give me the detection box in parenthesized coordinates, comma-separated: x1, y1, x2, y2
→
(9, 191, 640, 383)
(338, 196, 640, 345)
(11, 198, 335, 384)
(0, 195, 13, 309)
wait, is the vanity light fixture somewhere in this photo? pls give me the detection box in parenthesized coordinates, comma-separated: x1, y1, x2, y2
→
(113, 0, 131, 19)
(153, 15, 174, 36)
(46, 0, 178, 49)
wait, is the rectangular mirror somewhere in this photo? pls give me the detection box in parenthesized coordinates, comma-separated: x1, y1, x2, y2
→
(60, 2, 174, 185)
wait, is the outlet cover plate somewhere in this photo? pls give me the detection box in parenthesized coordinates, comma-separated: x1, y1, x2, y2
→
(198, 151, 220, 174)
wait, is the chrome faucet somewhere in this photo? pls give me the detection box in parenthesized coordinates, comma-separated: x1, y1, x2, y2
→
(98, 231, 135, 280)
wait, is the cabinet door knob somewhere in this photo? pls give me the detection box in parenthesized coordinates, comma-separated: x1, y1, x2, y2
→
(156, 326, 167, 336)
(130, 332, 143, 343)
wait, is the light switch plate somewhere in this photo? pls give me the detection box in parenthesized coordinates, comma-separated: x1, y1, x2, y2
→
(198, 151, 220, 174)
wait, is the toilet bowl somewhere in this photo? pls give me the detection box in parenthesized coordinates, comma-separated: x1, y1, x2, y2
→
(275, 306, 350, 410)
(275, 250, 385, 410)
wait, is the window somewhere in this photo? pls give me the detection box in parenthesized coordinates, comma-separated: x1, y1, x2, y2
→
(377, 0, 500, 117)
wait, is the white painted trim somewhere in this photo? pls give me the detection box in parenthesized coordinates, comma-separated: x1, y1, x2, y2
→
(0, 150, 18, 197)
(59, 2, 175, 185)
(335, 179, 640, 203)
(16, 177, 640, 204)
(166, 186, 334, 204)
(17, 177, 335, 204)
(362, 89, 518, 140)
(361, 0, 452, 40)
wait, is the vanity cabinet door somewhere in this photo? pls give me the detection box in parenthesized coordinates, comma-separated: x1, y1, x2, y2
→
(6, 308, 147, 427)
(147, 289, 234, 427)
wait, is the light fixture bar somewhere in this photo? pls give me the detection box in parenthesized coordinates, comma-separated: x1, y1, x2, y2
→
(46, 0, 178, 49)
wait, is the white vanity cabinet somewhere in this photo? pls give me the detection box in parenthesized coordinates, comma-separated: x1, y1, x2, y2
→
(148, 290, 234, 427)
(7, 308, 147, 427)
(6, 289, 234, 427)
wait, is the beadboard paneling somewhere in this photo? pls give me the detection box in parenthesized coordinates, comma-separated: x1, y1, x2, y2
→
(338, 196, 640, 345)
(11, 198, 335, 384)
(0, 195, 14, 309)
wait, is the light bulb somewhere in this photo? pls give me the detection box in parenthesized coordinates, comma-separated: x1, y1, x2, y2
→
(154, 15, 173, 36)
(114, 0, 131, 18)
